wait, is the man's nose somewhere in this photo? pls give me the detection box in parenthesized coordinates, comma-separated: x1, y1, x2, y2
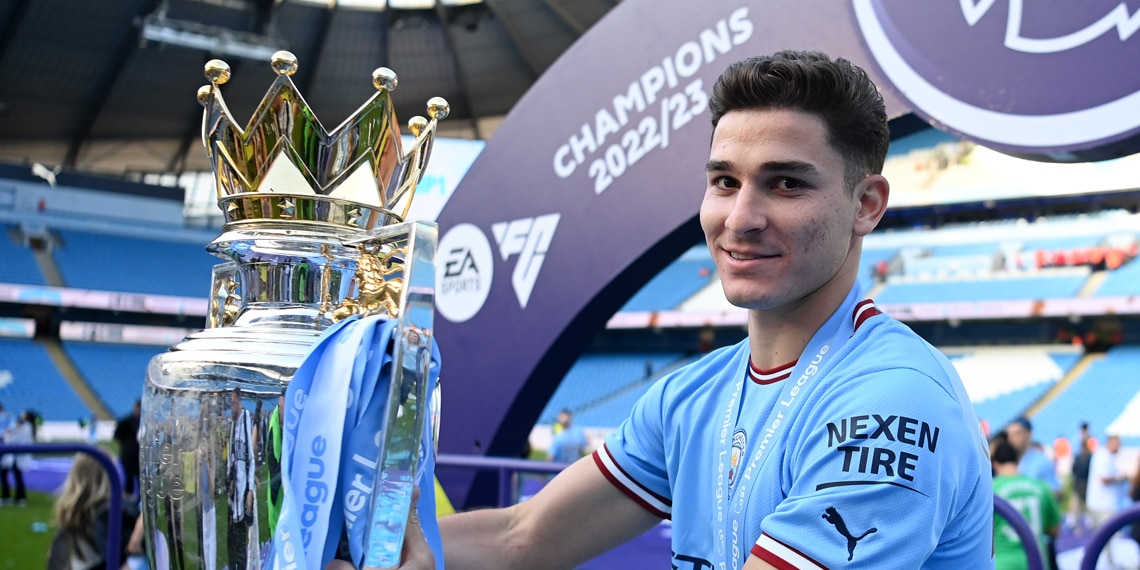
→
(724, 189, 767, 235)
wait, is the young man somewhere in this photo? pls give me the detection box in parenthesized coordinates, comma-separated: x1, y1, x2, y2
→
(1006, 416, 1061, 493)
(385, 50, 993, 569)
(548, 409, 588, 464)
(993, 440, 1060, 570)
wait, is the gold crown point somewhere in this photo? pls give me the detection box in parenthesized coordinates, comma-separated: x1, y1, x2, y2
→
(204, 59, 231, 85)
(372, 67, 398, 92)
(408, 116, 428, 137)
(426, 97, 450, 121)
(270, 51, 298, 76)
(197, 85, 213, 107)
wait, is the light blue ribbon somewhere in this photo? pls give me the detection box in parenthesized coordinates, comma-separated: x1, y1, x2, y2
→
(272, 314, 440, 569)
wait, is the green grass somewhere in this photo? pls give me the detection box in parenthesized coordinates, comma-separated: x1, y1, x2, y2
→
(0, 491, 56, 569)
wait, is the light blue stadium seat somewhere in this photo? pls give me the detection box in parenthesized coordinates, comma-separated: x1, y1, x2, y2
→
(877, 275, 1086, 304)
(0, 338, 90, 422)
(63, 341, 165, 418)
(1031, 345, 1140, 446)
(1096, 258, 1140, 297)
(538, 353, 685, 426)
(621, 258, 716, 312)
(0, 227, 46, 285)
(53, 229, 218, 297)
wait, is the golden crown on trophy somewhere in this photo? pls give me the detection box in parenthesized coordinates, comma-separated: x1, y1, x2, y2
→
(197, 50, 448, 230)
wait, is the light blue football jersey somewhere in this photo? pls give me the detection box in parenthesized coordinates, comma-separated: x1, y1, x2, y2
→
(596, 288, 992, 569)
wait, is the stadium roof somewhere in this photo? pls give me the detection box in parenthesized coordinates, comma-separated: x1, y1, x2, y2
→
(0, 0, 616, 178)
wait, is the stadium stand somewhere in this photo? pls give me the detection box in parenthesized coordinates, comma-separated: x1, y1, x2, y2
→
(52, 229, 218, 297)
(0, 338, 91, 422)
(62, 341, 164, 418)
(536, 352, 686, 425)
(1030, 345, 1140, 447)
(572, 353, 704, 428)
(946, 345, 1083, 434)
(875, 272, 1090, 304)
(1, 226, 46, 285)
(620, 247, 716, 312)
(1096, 255, 1140, 297)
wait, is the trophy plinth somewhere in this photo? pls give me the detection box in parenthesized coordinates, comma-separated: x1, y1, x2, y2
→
(139, 52, 445, 570)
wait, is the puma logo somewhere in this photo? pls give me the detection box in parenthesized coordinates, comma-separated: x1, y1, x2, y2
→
(822, 506, 877, 561)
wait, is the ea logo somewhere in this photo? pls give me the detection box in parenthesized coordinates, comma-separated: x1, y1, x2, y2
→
(853, 0, 1140, 154)
(436, 223, 494, 323)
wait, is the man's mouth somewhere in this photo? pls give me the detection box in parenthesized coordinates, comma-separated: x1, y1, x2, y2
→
(728, 251, 775, 261)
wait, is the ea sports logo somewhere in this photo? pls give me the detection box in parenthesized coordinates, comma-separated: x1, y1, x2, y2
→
(436, 223, 494, 323)
(853, 0, 1140, 155)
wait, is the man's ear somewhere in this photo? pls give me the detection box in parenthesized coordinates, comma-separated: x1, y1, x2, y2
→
(853, 174, 889, 237)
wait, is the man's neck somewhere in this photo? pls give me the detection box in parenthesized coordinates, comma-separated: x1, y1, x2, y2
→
(994, 464, 1019, 477)
(746, 270, 857, 370)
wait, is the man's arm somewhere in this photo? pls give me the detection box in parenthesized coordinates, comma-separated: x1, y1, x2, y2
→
(440, 454, 661, 569)
(742, 557, 778, 570)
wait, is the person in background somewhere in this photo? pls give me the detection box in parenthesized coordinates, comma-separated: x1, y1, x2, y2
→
(113, 400, 142, 498)
(0, 401, 14, 505)
(1086, 434, 1129, 567)
(1069, 423, 1093, 534)
(47, 451, 138, 570)
(993, 440, 1060, 570)
(1130, 455, 1140, 553)
(0, 401, 14, 439)
(1007, 417, 1062, 493)
(548, 409, 588, 465)
(1, 409, 35, 506)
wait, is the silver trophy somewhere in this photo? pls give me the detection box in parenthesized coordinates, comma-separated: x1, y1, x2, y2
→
(139, 52, 446, 569)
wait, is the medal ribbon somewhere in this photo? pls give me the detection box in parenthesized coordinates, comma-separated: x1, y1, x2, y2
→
(716, 284, 864, 570)
(272, 314, 440, 570)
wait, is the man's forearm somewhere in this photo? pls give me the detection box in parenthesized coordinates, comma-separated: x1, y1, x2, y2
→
(439, 507, 528, 569)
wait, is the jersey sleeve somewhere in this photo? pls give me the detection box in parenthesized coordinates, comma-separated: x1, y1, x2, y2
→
(595, 375, 673, 519)
(752, 368, 991, 568)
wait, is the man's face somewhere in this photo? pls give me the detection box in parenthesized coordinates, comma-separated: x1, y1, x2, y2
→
(1006, 423, 1031, 453)
(1108, 436, 1121, 452)
(557, 412, 570, 427)
(701, 109, 871, 313)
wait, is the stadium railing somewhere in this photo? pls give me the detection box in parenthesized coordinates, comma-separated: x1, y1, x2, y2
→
(1079, 502, 1140, 570)
(440, 453, 1045, 569)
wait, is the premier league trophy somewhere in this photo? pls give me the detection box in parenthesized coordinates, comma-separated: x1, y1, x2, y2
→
(139, 51, 447, 569)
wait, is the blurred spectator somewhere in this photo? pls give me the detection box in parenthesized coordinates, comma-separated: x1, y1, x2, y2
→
(113, 400, 141, 498)
(1, 409, 36, 506)
(46, 451, 137, 570)
(1070, 432, 1093, 534)
(1131, 456, 1140, 551)
(1007, 417, 1061, 493)
(993, 440, 1060, 570)
(549, 409, 587, 465)
(0, 402, 13, 439)
(1087, 434, 1129, 566)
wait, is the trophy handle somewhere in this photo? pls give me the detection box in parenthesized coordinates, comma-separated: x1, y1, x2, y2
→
(352, 220, 438, 568)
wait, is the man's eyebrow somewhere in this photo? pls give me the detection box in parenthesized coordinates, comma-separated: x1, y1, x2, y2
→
(704, 159, 821, 175)
(761, 160, 820, 175)
(705, 159, 731, 172)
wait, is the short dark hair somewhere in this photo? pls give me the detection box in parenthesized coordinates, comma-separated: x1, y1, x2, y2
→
(992, 440, 1020, 465)
(1012, 417, 1032, 433)
(708, 50, 890, 191)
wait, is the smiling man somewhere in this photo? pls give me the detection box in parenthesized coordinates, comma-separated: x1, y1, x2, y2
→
(382, 50, 994, 570)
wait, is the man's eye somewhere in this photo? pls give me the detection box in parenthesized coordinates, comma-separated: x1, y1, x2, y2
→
(775, 177, 803, 190)
(712, 176, 738, 188)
